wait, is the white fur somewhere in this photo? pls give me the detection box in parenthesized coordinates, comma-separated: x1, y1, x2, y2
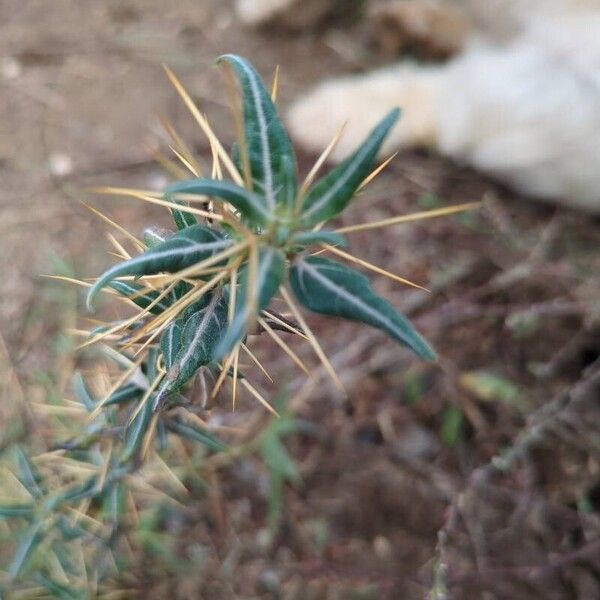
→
(235, 0, 293, 25)
(285, 2, 600, 212)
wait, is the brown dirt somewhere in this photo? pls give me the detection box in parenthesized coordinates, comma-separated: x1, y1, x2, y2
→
(1, 1, 599, 598)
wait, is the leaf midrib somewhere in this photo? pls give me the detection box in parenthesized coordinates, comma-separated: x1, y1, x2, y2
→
(111, 238, 231, 271)
(178, 294, 222, 368)
(296, 259, 408, 342)
(234, 57, 276, 211)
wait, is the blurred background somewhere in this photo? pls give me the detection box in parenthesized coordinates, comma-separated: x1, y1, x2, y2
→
(1, 1, 599, 598)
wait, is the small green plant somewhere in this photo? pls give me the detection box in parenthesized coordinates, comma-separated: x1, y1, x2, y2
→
(85, 54, 437, 415)
(0, 55, 476, 593)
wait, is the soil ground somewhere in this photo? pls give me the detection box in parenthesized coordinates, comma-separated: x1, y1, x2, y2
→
(1, 1, 599, 598)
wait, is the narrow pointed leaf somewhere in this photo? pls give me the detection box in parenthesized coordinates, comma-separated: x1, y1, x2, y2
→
(291, 230, 348, 248)
(14, 447, 44, 499)
(35, 574, 80, 599)
(279, 153, 297, 210)
(104, 383, 143, 407)
(300, 108, 400, 226)
(155, 294, 229, 407)
(230, 141, 243, 175)
(213, 247, 286, 360)
(144, 227, 169, 247)
(166, 178, 272, 226)
(160, 320, 183, 371)
(170, 202, 198, 230)
(122, 400, 154, 462)
(73, 373, 95, 412)
(170, 294, 228, 383)
(109, 280, 172, 315)
(9, 520, 44, 580)
(166, 418, 227, 452)
(178, 289, 214, 322)
(290, 256, 435, 360)
(87, 224, 231, 309)
(172, 283, 192, 305)
(0, 504, 34, 518)
(54, 515, 89, 540)
(48, 541, 82, 577)
(102, 481, 127, 523)
(145, 346, 161, 383)
(55, 475, 99, 504)
(217, 54, 297, 209)
(260, 432, 300, 484)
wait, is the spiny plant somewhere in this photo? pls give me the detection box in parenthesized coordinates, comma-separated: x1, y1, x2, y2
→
(0, 55, 476, 593)
(82, 53, 460, 416)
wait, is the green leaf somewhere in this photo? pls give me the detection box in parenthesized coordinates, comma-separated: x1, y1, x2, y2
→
(166, 178, 272, 227)
(165, 418, 227, 452)
(104, 382, 143, 407)
(290, 256, 435, 360)
(10, 520, 44, 580)
(177, 290, 216, 323)
(55, 513, 92, 542)
(143, 227, 170, 247)
(87, 224, 231, 309)
(73, 373, 95, 412)
(300, 108, 400, 226)
(217, 54, 297, 210)
(145, 347, 161, 383)
(102, 481, 127, 523)
(213, 247, 286, 360)
(402, 371, 424, 405)
(155, 294, 229, 408)
(440, 406, 464, 446)
(171, 295, 228, 378)
(170, 201, 198, 231)
(109, 280, 172, 315)
(122, 400, 154, 462)
(55, 476, 99, 504)
(230, 141, 243, 174)
(291, 230, 348, 249)
(260, 432, 300, 484)
(34, 573, 80, 599)
(14, 447, 44, 499)
(0, 504, 34, 518)
(160, 320, 183, 371)
(279, 154, 297, 210)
